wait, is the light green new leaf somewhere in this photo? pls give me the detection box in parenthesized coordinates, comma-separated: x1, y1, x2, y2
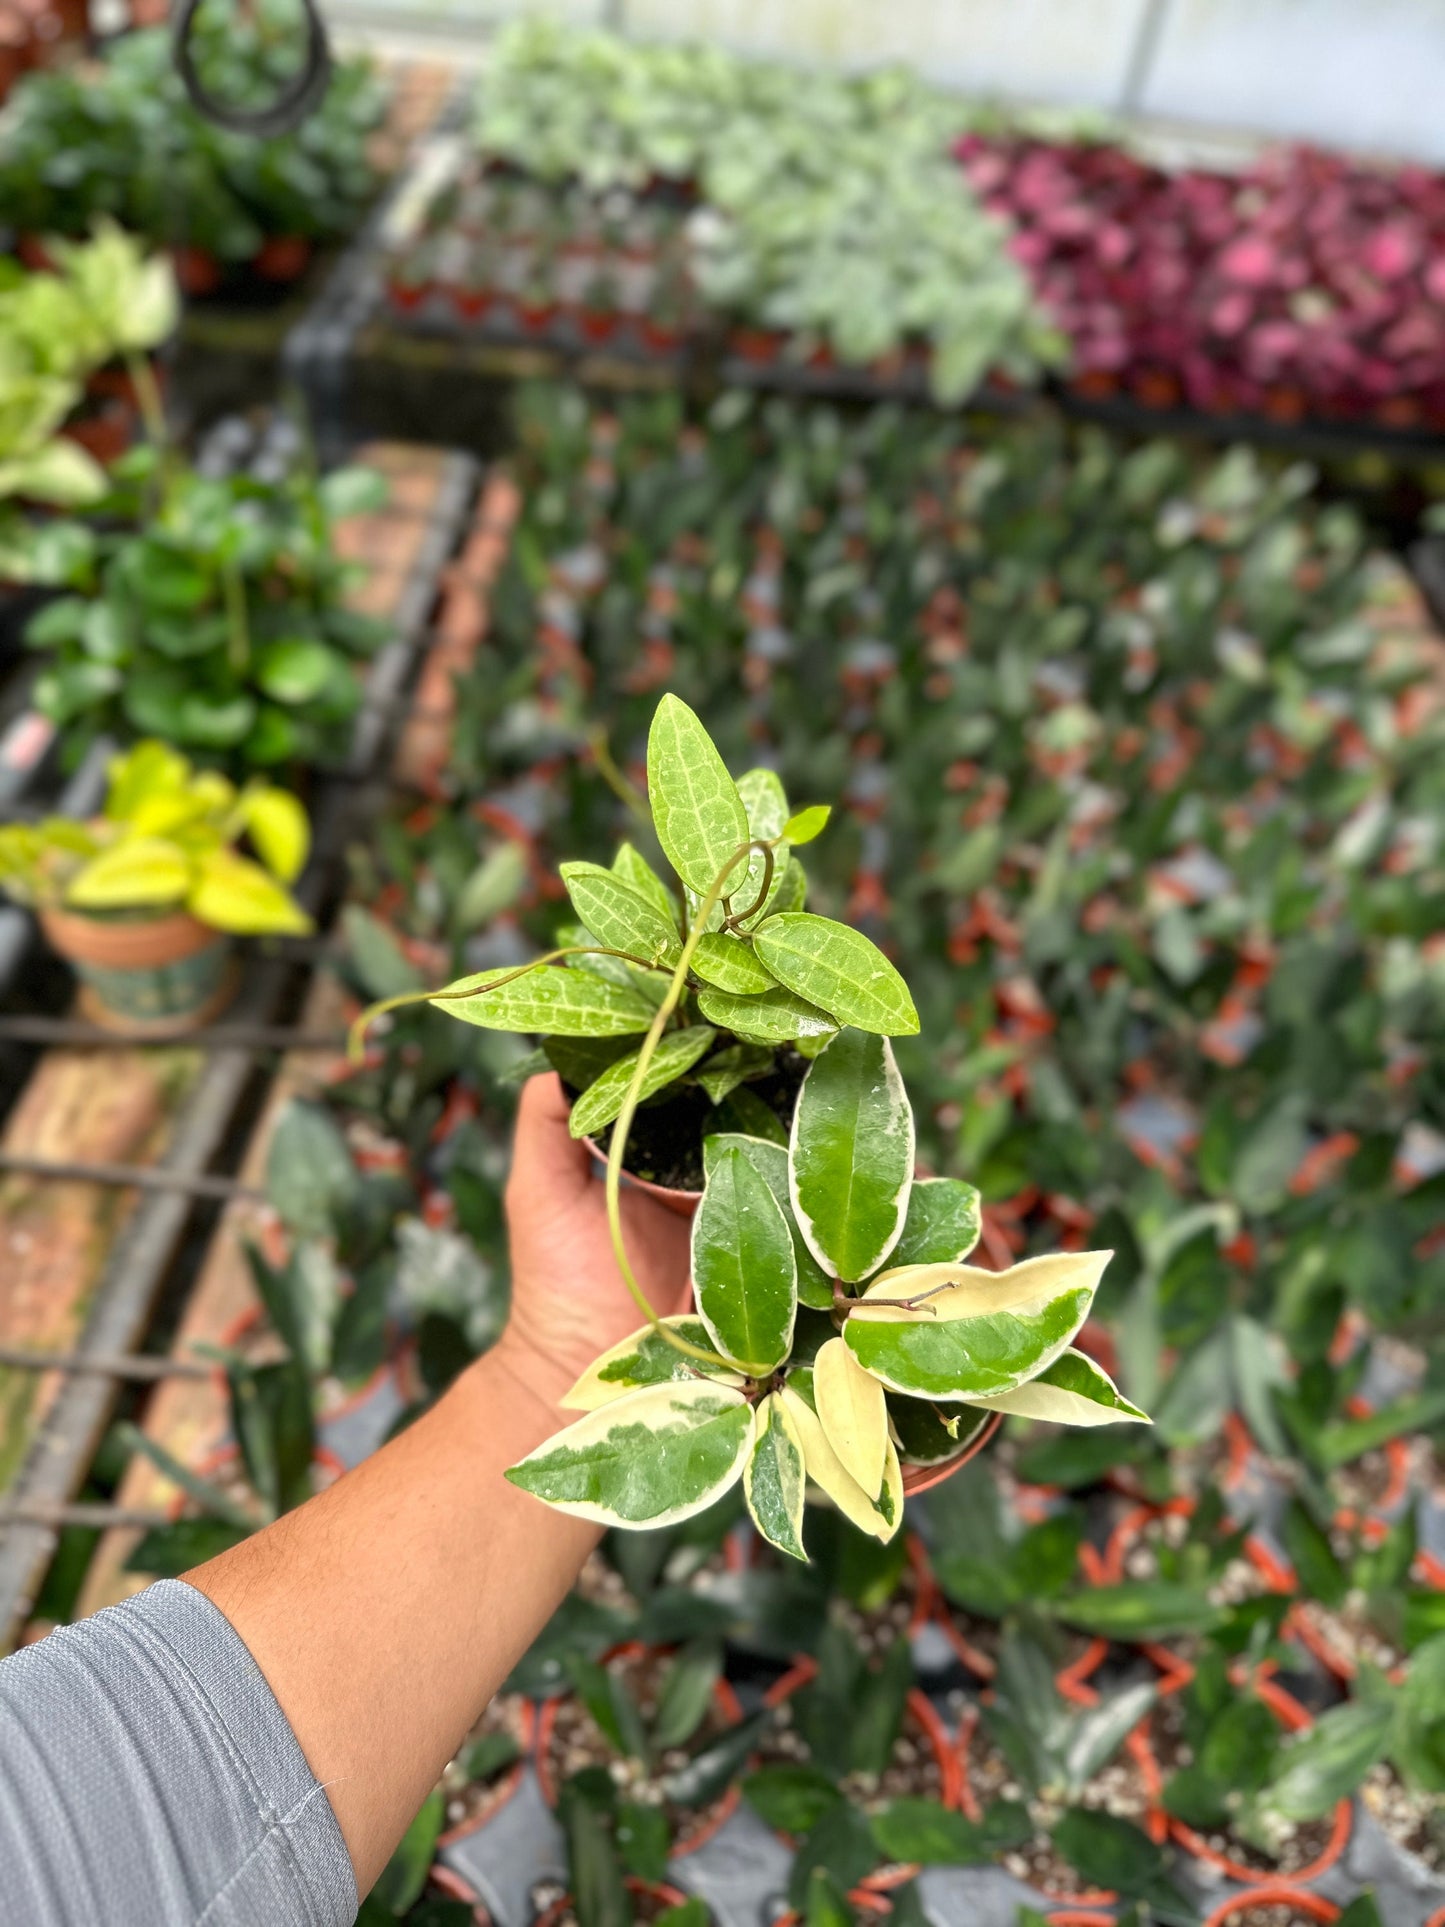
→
(692, 1142, 797, 1374)
(744, 1392, 808, 1562)
(189, 852, 312, 936)
(691, 932, 777, 995)
(789, 1030, 914, 1283)
(568, 1025, 717, 1139)
(843, 1252, 1110, 1400)
(754, 914, 919, 1036)
(647, 695, 749, 896)
(561, 1317, 744, 1411)
(65, 836, 189, 909)
(736, 766, 791, 918)
(814, 1336, 889, 1498)
(505, 1380, 752, 1528)
(433, 963, 657, 1036)
(703, 1132, 834, 1311)
(696, 983, 837, 1045)
(889, 1177, 983, 1267)
(964, 1349, 1149, 1427)
(695, 1043, 773, 1105)
(613, 842, 678, 924)
(780, 1379, 902, 1544)
(561, 860, 681, 967)
(782, 805, 831, 846)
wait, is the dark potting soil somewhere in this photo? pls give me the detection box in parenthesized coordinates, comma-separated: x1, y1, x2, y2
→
(582, 1048, 808, 1194)
(542, 1648, 735, 1847)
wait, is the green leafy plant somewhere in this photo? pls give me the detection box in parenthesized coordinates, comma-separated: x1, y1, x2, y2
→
(351, 697, 1148, 1552)
(19, 458, 389, 767)
(0, 738, 311, 934)
(0, 20, 385, 262)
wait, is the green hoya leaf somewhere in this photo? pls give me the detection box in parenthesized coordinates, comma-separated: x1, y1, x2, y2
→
(754, 914, 919, 1036)
(743, 1763, 843, 1835)
(561, 1317, 745, 1411)
(647, 694, 749, 897)
(1055, 1583, 1226, 1642)
(744, 1392, 808, 1562)
(691, 931, 777, 994)
(783, 805, 831, 846)
(653, 1638, 723, 1750)
(843, 1252, 1109, 1400)
(567, 1025, 718, 1140)
(1266, 1698, 1395, 1821)
(696, 982, 836, 1044)
(433, 962, 657, 1036)
(888, 1177, 982, 1267)
(703, 1132, 834, 1310)
(691, 1142, 797, 1372)
(789, 1030, 914, 1283)
(870, 1798, 998, 1866)
(505, 1380, 752, 1528)
(561, 860, 681, 967)
(695, 1043, 773, 1105)
(736, 766, 791, 917)
(965, 1349, 1150, 1426)
(613, 842, 680, 924)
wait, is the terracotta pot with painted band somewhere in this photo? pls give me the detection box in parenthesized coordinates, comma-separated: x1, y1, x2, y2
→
(40, 905, 236, 1036)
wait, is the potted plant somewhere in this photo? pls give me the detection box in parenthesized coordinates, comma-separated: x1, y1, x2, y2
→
(352, 697, 1147, 1551)
(0, 738, 311, 1032)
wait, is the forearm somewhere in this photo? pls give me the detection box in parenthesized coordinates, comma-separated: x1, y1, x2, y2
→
(186, 1336, 598, 1897)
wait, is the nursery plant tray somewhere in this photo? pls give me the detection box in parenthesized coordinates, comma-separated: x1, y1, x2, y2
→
(0, 431, 476, 1647)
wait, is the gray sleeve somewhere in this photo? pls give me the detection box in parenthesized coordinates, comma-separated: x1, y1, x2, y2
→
(0, 1577, 358, 1927)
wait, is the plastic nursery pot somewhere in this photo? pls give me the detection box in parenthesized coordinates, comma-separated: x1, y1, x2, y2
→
(581, 1135, 700, 1216)
(899, 1409, 1003, 1497)
(729, 326, 785, 364)
(39, 905, 236, 1037)
(536, 1879, 689, 1926)
(1164, 1672, 1352, 1887)
(535, 1643, 746, 1857)
(424, 1864, 491, 1923)
(1202, 1888, 1341, 1927)
(252, 235, 313, 283)
(171, 246, 224, 297)
(438, 1695, 537, 1845)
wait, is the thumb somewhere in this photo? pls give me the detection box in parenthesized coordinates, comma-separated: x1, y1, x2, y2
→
(507, 1072, 594, 1209)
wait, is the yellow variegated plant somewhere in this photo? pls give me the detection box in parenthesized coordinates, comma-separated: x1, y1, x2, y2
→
(352, 697, 1149, 1556)
(0, 738, 312, 935)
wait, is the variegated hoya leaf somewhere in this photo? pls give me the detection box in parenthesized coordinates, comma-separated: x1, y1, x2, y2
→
(789, 1030, 914, 1284)
(691, 931, 777, 995)
(744, 1392, 808, 1562)
(842, 1251, 1111, 1401)
(434, 963, 657, 1036)
(647, 695, 750, 897)
(695, 983, 836, 1046)
(753, 914, 919, 1036)
(505, 1380, 752, 1528)
(692, 1142, 797, 1373)
(813, 1336, 889, 1498)
(888, 1177, 983, 1268)
(560, 1318, 745, 1411)
(963, 1348, 1150, 1427)
(613, 842, 678, 925)
(567, 1025, 717, 1140)
(703, 1132, 834, 1311)
(561, 861, 681, 967)
(779, 1377, 902, 1544)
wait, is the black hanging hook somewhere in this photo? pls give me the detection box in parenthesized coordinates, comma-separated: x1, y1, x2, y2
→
(171, 0, 333, 139)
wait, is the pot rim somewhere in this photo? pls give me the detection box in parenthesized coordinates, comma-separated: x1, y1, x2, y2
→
(1202, 1885, 1341, 1927)
(898, 1409, 1003, 1495)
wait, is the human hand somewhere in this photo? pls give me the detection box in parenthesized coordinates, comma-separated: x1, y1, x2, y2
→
(495, 1073, 694, 1413)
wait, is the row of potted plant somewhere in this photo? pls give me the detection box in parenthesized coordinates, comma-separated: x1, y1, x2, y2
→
(956, 133, 1445, 432)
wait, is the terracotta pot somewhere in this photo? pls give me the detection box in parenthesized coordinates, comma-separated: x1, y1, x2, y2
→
(41, 905, 236, 1035)
(536, 1879, 688, 1927)
(252, 235, 312, 283)
(171, 246, 223, 297)
(425, 1865, 491, 1922)
(1203, 1889, 1339, 1927)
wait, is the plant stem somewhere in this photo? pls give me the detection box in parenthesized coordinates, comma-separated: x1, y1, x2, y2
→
(222, 559, 250, 676)
(125, 351, 169, 454)
(603, 840, 756, 1365)
(587, 726, 652, 828)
